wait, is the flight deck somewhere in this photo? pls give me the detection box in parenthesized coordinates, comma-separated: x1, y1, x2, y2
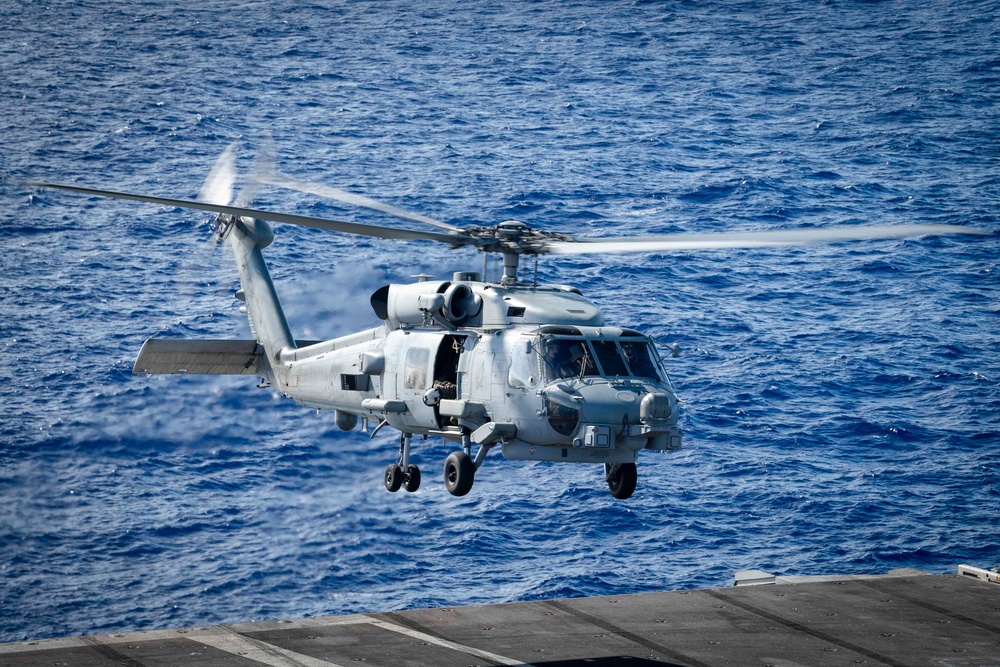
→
(2, 567, 997, 667)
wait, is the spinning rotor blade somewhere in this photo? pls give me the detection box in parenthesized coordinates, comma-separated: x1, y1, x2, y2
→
(234, 136, 277, 208)
(23, 181, 466, 245)
(255, 172, 463, 233)
(197, 143, 238, 206)
(545, 224, 991, 255)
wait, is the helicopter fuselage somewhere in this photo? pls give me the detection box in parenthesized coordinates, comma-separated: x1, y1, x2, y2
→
(269, 278, 682, 466)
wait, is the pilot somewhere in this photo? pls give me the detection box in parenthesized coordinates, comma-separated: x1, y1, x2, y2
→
(544, 341, 567, 378)
(545, 341, 584, 380)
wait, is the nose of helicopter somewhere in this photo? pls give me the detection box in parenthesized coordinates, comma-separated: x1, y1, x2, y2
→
(544, 380, 675, 447)
(581, 383, 643, 421)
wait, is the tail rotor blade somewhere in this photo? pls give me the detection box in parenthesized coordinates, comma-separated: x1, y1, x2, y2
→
(197, 142, 238, 206)
(234, 135, 277, 208)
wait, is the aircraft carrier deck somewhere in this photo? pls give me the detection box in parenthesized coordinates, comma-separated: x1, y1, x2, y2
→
(2, 566, 998, 667)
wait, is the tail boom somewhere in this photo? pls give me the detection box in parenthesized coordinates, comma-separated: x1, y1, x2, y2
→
(227, 217, 296, 386)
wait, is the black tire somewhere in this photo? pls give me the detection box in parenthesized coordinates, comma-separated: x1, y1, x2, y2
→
(607, 462, 637, 500)
(404, 464, 421, 493)
(384, 463, 403, 492)
(443, 451, 475, 496)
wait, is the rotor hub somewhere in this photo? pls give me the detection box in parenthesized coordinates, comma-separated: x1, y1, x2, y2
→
(456, 221, 573, 285)
(462, 220, 573, 256)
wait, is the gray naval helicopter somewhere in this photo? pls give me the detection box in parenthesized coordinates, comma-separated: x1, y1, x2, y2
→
(25, 143, 989, 499)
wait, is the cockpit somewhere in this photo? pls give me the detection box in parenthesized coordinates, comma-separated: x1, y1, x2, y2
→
(503, 325, 678, 444)
(537, 326, 668, 385)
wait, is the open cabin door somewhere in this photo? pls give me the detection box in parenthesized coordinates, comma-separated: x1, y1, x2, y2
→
(392, 332, 465, 431)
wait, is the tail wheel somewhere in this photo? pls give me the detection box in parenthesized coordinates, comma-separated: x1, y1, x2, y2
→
(606, 462, 637, 500)
(443, 451, 475, 496)
(384, 464, 403, 492)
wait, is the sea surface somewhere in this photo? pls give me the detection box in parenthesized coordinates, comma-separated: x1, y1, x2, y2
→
(1, 0, 999, 644)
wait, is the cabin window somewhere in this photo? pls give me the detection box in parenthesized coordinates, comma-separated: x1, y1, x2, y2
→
(403, 347, 430, 390)
(341, 374, 370, 391)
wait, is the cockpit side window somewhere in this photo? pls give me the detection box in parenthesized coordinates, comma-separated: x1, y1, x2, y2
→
(621, 340, 661, 381)
(591, 340, 629, 377)
(508, 336, 540, 390)
(543, 337, 598, 381)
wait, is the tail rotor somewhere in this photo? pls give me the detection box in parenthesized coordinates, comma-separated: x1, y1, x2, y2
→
(197, 142, 239, 243)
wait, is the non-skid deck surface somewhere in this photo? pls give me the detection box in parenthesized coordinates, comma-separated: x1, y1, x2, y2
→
(2, 572, 998, 666)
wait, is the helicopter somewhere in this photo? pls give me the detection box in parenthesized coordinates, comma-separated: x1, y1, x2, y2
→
(24, 142, 990, 499)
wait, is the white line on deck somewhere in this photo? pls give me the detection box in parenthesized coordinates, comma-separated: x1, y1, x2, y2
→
(366, 617, 536, 667)
(0, 617, 369, 656)
(0, 614, 535, 666)
(195, 631, 349, 667)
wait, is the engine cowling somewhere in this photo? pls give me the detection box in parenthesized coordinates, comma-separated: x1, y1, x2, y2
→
(370, 281, 482, 328)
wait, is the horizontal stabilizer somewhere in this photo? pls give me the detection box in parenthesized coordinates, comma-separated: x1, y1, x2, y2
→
(133, 339, 323, 375)
(133, 339, 262, 375)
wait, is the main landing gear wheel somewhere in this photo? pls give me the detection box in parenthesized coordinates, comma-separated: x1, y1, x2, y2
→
(385, 463, 421, 493)
(403, 464, 421, 493)
(443, 451, 475, 497)
(606, 462, 637, 500)
(385, 463, 403, 492)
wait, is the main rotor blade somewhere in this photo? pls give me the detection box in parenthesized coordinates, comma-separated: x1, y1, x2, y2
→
(545, 224, 991, 254)
(23, 181, 467, 245)
(255, 172, 463, 233)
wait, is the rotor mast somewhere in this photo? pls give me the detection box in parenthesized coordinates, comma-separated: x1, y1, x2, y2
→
(493, 220, 535, 286)
(501, 252, 520, 285)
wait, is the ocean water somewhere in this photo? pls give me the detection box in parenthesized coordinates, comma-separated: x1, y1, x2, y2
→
(2, 0, 999, 643)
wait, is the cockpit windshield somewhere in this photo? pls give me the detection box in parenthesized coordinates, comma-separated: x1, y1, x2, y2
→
(542, 336, 665, 383)
(591, 340, 629, 377)
(620, 341, 661, 380)
(543, 338, 599, 380)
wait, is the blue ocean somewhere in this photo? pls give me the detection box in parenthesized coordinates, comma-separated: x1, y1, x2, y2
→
(1, 0, 998, 644)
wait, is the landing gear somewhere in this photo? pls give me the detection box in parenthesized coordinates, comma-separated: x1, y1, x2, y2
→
(385, 433, 421, 493)
(442, 433, 497, 497)
(605, 462, 637, 500)
(384, 464, 403, 492)
(443, 451, 475, 496)
(403, 464, 421, 493)
(384, 430, 497, 496)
